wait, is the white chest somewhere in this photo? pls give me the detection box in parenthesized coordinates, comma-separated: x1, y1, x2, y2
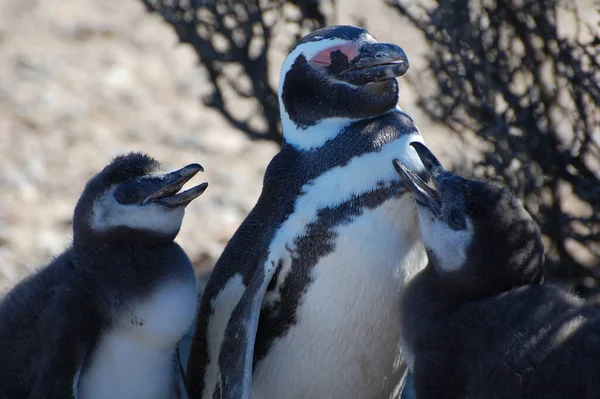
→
(78, 279, 196, 399)
(253, 196, 427, 399)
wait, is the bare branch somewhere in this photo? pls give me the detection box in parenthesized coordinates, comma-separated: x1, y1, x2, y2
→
(141, 0, 334, 144)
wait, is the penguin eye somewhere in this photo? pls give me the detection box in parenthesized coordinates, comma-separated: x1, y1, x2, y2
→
(309, 43, 360, 67)
(449, 210, 467, 230)
(114, 185, 140, 205)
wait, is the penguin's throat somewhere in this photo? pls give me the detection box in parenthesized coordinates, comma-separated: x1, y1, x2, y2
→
(281, 114, 356, 151)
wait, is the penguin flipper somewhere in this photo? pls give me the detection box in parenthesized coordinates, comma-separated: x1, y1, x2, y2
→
(176, 344, 191, 399)
(29, 284, 100, 399)
(215, 257, 278, 399)
(178, 269, 211, 376)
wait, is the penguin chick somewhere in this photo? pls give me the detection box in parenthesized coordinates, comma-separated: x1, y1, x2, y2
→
(0, 153, 208, 399)
(393, 142, 600, 399)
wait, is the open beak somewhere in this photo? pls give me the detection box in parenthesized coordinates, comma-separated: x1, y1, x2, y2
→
(393, 142, 447, 217)
(142, 164, 208, 207)
(337, 42, 409, 85)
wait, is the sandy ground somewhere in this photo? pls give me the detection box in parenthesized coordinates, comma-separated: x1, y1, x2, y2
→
(0, 0, 592, 293)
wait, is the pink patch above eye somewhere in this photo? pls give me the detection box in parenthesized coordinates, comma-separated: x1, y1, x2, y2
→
(309, 44, 360, 66)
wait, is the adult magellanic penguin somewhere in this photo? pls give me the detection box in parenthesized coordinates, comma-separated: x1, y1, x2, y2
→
(186, 25, 428, 399)
(0, 153, 207, 399)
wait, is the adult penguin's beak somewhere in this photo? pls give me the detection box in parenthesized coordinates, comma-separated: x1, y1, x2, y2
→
(338, 42, 409, 85)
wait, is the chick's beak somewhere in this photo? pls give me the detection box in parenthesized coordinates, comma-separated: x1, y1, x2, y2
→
(393, 142, 448, 217)
(142, 164, 208, 208)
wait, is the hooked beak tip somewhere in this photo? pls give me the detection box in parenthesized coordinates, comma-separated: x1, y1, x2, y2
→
(393, 157, 442, 216)
(410, 142, 446, 179)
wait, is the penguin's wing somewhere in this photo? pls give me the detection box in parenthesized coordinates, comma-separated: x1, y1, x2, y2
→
(178, 269, 211, 376)
(216, 254, 278, 399)
(187, 154, 293, 397)
(186, 213, 281, 398)
(176, 344, 192, 399)
(29, 284, 100, 399)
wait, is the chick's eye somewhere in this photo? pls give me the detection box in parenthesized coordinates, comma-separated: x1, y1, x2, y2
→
(114, 186, 139, 205)
(450, 210, 466, 230)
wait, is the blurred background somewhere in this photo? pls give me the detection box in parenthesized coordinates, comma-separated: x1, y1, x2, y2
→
(0, 0, 598, 296)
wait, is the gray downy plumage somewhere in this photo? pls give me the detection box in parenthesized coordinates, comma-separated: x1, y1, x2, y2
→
(0, 153, 207, 399)
(394, 142, 600, 399)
